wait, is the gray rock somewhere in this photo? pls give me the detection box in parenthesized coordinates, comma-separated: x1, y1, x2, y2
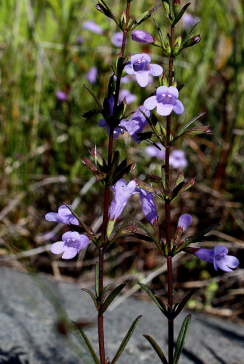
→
(0, 266, 243, 364)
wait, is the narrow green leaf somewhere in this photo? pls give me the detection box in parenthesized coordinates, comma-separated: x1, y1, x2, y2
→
(138, 283, 168, 316)
(173, 3, 191, 25)
(173, 315, 191, 364)
(95, 263, 99, 298)
(101, 285, 111, 303)
(81, 288, 98, 310)
(134, 220, 163, 252)
(111, 315, 142, 364)
(175, 171, 184, 187)
(172, 178, 195, 202)
(63, 202, 93, 235)
(172, 112, 205, 144)
(143, 335, 168, 364)
(83, 84, 103, 112)
(153, 18, 166, 49)
(182, 22, 200, 47)
(72, 321, 100, 364)
(173, 288, 199, 318)
(101, 284, 126, 314)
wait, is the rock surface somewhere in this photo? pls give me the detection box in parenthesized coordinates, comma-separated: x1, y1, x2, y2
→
(0, 266, 243, 364)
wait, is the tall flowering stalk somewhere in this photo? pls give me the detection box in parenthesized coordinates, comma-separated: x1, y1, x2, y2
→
(45, 0, 239, 363)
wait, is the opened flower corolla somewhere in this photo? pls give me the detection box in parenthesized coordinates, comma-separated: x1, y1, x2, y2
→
(144, 86, 184, 116)
(121, 106, 150, 144)
(45, 205, 79, 225)
(109, 179, 137, 221)
(136, 188, 157, 225)
(195, 245, 239, 272)
(124, 53, 163, 88)
(50, 231, 89, 259)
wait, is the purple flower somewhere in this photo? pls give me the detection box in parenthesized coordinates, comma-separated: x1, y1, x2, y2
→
(119, 89, 137, 104)
(182, 13, 200, 30)
(122, 106, 150, 144)
(145, 143, 165, 160)
(195, 245, 239, 272)
(124, 53, 163, 88)
(86, 66, 97, 85)
(56, 91, 67, 101)
(111, 32, 127, 47)
(144, 86, 184, 116)
(131, 30, 155, 44)
(45, 205, 79, 225)
(82, 20, 103, 34)
(50, 231, 89, 259)
(177, 214, 192, 232)
(77, 36, 84, 45)
(169, 150, 188, 169)
(136, 188, 157, 225)
(109, 179, 137, 221)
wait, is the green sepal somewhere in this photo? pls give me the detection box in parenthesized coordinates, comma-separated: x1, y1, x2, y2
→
(106, 219, 115, 238)
(81, 109, 100, 120)
(111, 316, 142, 364)
(171, 177, 196, 202)
(143, 335, 168, 364)
(138, 283, 169, 317)
(101, 284, 127, 314)
(108, 207, 141, 247)
(153, 18, 166, 51)
(174, 223, 220, 253)
(83, 84, 103, 112)
(88, 148, 107, 168)
(82, 157, 107, 182)
(173, 288, 199, 318)
(63, 203, 94, 236)
(95, 262, 99, 298)
(175, 171, 184, 187)
(172, 3, 191, 26)
(173, 315, 191, 364)
(131, 5, 161, 29)
(181, 22, 200, 48)
(72, 321, 100, 364)
(162, 0, 170, 15)
(81, 288, 99, 310)
(107, 151, 120, 186)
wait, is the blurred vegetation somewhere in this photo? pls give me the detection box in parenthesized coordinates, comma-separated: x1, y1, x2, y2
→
(0, 0, 244, 320)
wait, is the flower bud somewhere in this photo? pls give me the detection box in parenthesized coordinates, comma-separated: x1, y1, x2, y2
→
(95, 2, 111, 18)
(173, 0, 181, 16)
(173, 35, 182, 56)
(184, 34, 201, 48)
(131, 30, 161, 47)
(162, 0, 170, 15)
(119, 10, 126, 30)
(172, 79, 177, 88)
(161, 73, 169, 87)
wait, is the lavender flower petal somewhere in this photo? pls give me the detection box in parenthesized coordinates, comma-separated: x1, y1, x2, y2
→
(45, 205, 79, 225)
(169, 150, 188, 169)
(137, 188, 157, 225)
(56, 91, 67, 101)
(123, 106, 150, 143)
(145, 143, 165, 159)
(111, 32, 127, 47)
(144, 86, 184, 116)
(109, 179, 136, 220)
(195, 245, 239, 272)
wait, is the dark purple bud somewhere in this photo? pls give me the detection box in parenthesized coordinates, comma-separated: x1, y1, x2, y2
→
(77, 36, 83, 45)
(184, 35, 201, 48)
